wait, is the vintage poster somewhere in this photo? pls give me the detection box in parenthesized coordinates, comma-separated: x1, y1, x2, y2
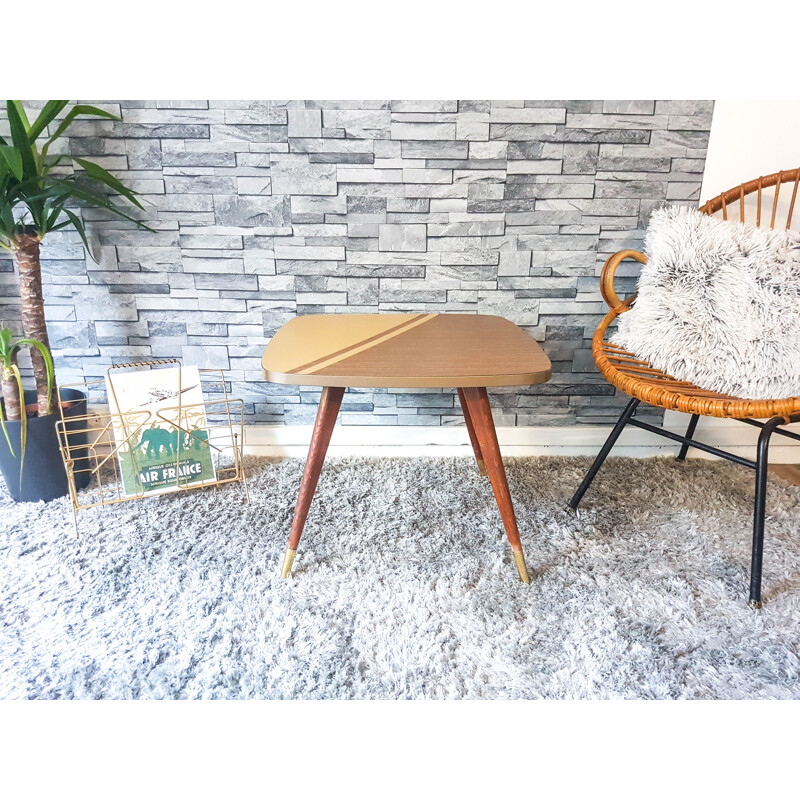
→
(105, 365, 216, 497)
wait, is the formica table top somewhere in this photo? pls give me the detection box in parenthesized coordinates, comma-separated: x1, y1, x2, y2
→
(262, 313, 552, 389)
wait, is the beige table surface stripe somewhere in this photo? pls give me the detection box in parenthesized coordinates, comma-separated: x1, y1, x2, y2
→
(261, 313, 431, 376)
(289, 313, 436, 375)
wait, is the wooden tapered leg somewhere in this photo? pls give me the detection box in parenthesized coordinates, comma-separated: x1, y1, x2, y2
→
(461, 387, 530, 583)
(457, 387, 487, 476)
(281, 386, 345, 577)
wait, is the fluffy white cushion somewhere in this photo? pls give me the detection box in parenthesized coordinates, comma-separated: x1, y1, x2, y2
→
(611, 205, 800, 400)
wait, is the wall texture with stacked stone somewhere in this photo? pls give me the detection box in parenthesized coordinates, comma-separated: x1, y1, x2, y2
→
(0, 100, 713, 426)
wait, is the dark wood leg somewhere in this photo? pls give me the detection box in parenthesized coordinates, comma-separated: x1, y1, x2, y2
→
(461, 387, 530, 583)
(280, 385, 345, 577)
(457, 387, 487, 476)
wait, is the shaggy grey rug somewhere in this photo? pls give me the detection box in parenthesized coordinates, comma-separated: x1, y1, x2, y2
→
(1, 456, 800, 699)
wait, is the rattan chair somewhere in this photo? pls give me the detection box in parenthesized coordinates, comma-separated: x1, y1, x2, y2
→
(570, 169, 800, 608)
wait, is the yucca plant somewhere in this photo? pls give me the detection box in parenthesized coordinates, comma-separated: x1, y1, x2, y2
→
(0, 327, 54, 483)
(0, 100, 150, 417)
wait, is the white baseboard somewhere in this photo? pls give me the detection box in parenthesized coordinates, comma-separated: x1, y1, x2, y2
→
(242, 412, 800, 463)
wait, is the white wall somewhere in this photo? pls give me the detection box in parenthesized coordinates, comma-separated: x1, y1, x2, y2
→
(700, 100, 800, 204)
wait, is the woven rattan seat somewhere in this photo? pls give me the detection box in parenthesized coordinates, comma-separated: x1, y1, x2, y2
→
(595, 168, 800, 418)
(571, 168, 800, 608)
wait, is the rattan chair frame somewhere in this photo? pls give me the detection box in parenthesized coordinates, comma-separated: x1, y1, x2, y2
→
(570, 169, 800, 609)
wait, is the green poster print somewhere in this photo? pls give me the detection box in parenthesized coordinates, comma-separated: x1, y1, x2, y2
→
(119, 425, 215, 495)
(106, 365, 217, 498)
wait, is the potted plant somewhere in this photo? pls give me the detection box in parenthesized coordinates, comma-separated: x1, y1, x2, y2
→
(0, 327, 59, 500)
(0, 100, 150, 501)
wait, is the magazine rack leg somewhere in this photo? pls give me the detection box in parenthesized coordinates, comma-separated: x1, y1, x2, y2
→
(280, 386, 345, 578)
(233, 432, 250, 504)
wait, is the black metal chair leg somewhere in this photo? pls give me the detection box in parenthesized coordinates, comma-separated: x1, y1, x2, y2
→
(749, 416, 785, 609)
(569, 398, 640, 509)
(676, 414, 700, 461)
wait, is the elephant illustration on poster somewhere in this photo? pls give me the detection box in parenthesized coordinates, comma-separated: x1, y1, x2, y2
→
(136, 427, 181, 458)
(183, 429, 209, 451)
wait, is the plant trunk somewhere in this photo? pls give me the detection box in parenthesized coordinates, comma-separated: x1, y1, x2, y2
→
(14, 233, 54, 416)
(1, 365, 22, 421)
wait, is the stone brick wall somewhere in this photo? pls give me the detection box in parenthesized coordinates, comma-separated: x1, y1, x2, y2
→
(0, 100, 713, 426)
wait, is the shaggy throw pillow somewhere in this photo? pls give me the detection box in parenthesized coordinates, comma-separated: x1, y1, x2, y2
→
(611, 205, 800, 400)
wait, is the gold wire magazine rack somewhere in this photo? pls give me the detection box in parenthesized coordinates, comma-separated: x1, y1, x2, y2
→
(56, 360, 249, 533)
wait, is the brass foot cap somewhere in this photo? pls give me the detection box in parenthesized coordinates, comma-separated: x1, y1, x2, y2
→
(748, 599, 763, 610)
(280, 548, 297, 578)
(477, 459, 487, 477)
(513, 550, 530, 584)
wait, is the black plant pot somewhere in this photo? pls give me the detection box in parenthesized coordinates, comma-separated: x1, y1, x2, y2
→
(0, 388, 91, 502)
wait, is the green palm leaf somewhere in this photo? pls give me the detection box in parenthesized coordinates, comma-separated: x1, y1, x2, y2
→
(66, 183, 151, 229)
(9, 101, 32, 132)
(5, 102, 37, 180)
(62, 209, 92, 255)
(9, 362, 26, 487)
(17, 338, 54, 413)
(27, 101, 69, 143)
(0, 327, 13, 353)
(0, 410, 13, 455)
(73, 157, 145, 210)
(0, 329, 18, 455)
(40, 104, 120, 163)
(0, 145, 23, 181)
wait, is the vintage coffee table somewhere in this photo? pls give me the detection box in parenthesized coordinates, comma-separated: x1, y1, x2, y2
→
(262, 313, 552, 583)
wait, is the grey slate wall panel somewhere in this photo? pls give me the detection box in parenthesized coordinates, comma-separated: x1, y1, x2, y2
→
(0, 100, 713, 426)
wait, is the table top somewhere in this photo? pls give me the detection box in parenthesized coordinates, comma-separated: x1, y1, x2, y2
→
(261, 313, 552, 388)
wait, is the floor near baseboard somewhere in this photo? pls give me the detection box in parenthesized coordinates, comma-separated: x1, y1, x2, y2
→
(771, 464, 800, 486)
